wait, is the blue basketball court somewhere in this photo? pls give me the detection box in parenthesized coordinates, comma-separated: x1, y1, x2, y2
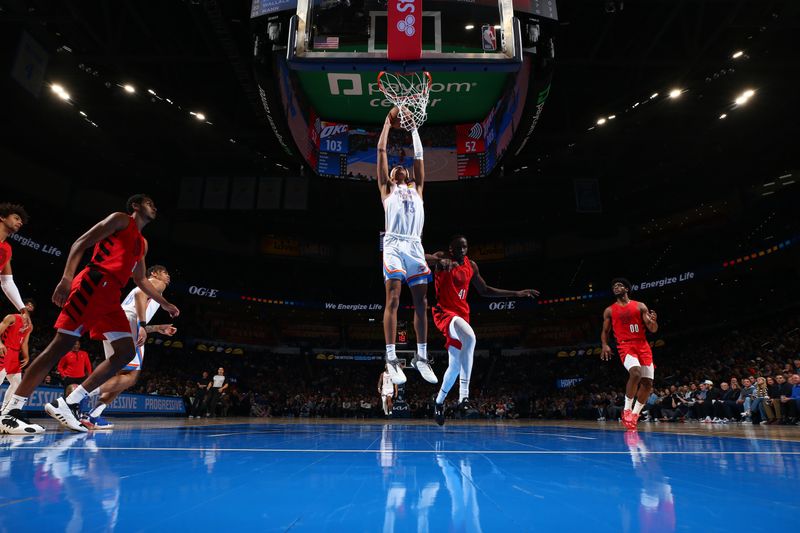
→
(2, 420, 798, 531)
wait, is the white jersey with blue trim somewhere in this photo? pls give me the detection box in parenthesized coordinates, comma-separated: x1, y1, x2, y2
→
(121, 287, 161, 323)
(383, 184, 424, 240)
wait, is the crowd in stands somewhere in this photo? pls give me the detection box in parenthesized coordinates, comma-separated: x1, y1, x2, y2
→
(10, 311, 800, 426)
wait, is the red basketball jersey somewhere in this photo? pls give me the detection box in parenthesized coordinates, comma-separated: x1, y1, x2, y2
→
(0, 240, 11, 271)
(87, 215, 146, 286)
(434, 257, 473, 320)
(611, 300, 647, 343)
(0, 314, 25, 351)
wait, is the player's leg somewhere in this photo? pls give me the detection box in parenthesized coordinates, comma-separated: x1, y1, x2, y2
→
(1, 373, 22, 412)
(85, 370, 139, 430)
(386, 394, 393, 414)
(408, 281, 437, 384)
(383, 279, 406, 384)
(46, 336, 136, 433)
(3, 332, 75, 412)
(450, 318, 476, 407)
(621, 355, 643, 429)
(381, 394, 388, 415)
(0, 332, 75, 434)
(434, 346, 461, 426)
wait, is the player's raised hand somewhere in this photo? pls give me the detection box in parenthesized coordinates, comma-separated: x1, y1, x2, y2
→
(52, 277, 72, 307)
(163, 302, 180, 318)
(387, 107, 401, 128)
(601, 344, 613, 361)
(646, 310, 657, 323)
(516, 289, 540, 298)
(437, 258, 455, 271)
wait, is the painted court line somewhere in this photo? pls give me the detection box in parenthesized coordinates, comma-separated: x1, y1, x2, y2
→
(10, 446, 800, 455)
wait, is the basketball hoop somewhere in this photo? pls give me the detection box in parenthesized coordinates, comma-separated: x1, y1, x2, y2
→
(377, 71, 432, 131)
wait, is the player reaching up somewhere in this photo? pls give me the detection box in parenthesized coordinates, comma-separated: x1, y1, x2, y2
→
(427, 235, 539, 426)
(600, 278, 659, 431)
(377, 107, 437, 386)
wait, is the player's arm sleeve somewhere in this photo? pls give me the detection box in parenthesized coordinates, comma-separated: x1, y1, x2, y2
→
(411, 129, 425, 190)
(0, 275, 26, 312)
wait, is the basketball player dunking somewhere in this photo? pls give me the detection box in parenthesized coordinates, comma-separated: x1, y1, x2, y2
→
(601, 278, 659, 430)
(427, 235, 538, 425)
(377, 107, 437, 386)
(0, 194, 179, 434)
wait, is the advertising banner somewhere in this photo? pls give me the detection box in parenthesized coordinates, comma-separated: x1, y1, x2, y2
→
(1, 385, 186, 414)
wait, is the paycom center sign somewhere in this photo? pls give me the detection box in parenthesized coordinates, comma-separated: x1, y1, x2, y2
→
(295, 71, 508, 124)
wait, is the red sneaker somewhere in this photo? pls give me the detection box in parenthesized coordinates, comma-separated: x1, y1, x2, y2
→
(622, 409, 632, 427)
(627, 412, 640, 431)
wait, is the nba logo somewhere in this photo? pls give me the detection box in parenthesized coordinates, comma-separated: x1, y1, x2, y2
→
(481, 25, 497, 51)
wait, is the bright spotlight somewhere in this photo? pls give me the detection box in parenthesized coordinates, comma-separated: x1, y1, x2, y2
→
(123, 84, 136, 93)
(669, 89, 682, 99)
(719, 113, 727, 119)
(735, 89, 755, 105)
(732, 50, 744, 59)
(194, 112, 206, 121)
(650, 92, 658, 99)
(50, 84, 70, 101)
(465, 25, 475, 30)
(608, 115, 616, 120)
(596, 118, 607, 125)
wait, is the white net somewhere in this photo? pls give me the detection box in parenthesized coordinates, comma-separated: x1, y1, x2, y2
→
(377, 71, 432, 131)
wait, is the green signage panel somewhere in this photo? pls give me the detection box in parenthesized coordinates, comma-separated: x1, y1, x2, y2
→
(294, 71, 509, 125)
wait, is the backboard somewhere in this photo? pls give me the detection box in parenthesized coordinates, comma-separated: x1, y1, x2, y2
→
(289, 0, 521, 71)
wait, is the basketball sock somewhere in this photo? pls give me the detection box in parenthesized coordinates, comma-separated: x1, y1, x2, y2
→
(437, 346, 461, 404)
(633, 400, 645, 415)
(90, 403, 108, 418)
(1, 374, 22, 411)
(624, 396, 634, 411)
(2, 394, 28, 415)
(0, 369, 6, 385)
(417, 343, 428, 361)
(88, 387, 101, 399)
(65, 385, 89, 405)
(386, 344, 397, 362)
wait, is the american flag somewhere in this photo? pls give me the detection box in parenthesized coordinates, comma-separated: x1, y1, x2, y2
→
(313, 36, 340, 49)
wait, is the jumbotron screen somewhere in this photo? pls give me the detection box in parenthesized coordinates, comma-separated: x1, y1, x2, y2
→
(275, 55, 533, 181)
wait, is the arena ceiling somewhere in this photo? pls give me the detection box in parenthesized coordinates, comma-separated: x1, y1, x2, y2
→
(1, 0, 798, 211)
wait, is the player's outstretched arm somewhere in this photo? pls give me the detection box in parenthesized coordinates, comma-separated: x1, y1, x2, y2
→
(600, 307, 613, 360)
(377, 108, 399, 198)
(411, 127, 425, 195)
(640, 302, 658, 333)
(469, 260, 539, 298)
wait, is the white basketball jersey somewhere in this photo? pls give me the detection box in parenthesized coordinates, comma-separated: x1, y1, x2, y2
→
(121, 287, 161, 323)
(383, 184, 424, 239)
(382, 372, 393, 391)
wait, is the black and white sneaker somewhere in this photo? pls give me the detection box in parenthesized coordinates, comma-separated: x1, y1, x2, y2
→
(434, 402, 445, 426)
(0, 409, 44, 435)
(45, 397, 88, 433)
(458, 398, 473, 413)
(0, 409, 45, 435)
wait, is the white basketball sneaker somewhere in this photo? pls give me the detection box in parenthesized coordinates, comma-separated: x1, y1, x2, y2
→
(45, 397, 88, 433)
(411, 356, 438, 384)
(385, 359, 407, 385)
